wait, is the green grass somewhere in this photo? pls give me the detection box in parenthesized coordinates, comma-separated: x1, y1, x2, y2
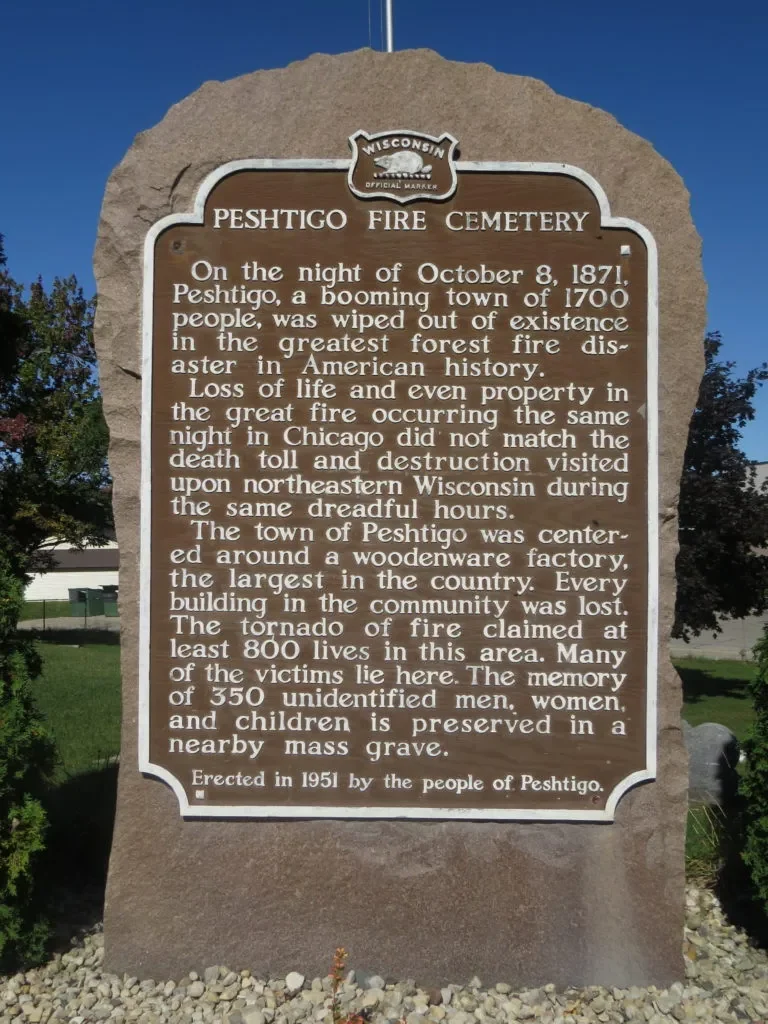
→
(676, 657, 757, 741)
(686, 803, 730, 884)
(24, 638, 122, 902)
(20, 600, 71, 621)
(29, 638, 121, 781)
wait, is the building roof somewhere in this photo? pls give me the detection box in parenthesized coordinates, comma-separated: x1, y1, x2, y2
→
(39, 540, 120, 571)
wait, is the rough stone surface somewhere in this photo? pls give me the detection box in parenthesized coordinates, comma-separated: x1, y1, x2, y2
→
(93, 48, 706, 986)
(2, 889, 768, 1024)
(683, 722, 741, 805)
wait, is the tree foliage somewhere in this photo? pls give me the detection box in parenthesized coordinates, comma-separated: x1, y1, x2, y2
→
(739, 627, 768, 911)
(0, 237, 110, 966)
(0, 553, 56, 968)
(674, 332, 768, 639)
(0, 236, 112, 581)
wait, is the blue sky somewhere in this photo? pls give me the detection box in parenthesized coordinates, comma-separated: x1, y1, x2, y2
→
(1, 0, 766, 459)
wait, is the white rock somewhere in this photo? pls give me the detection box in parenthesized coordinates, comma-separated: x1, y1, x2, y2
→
(362, 989, 384, 1009)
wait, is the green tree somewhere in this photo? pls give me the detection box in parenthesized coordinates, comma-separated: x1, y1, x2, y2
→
(674, 333, 768, 639)
(0, 554, 56, 968)
(0, 236, 112, 581)
(0, 237, 111, 965)
(739, 627, 768, 910)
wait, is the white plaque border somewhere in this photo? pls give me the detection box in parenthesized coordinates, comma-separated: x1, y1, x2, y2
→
(140, 155, 659, 822)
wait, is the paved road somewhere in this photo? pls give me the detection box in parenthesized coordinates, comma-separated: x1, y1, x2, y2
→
(669, 613, 768, 661)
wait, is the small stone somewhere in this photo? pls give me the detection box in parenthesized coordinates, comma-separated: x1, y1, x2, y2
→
(501, 1000, 522, 1017)
(448, 1012, 472, 1024)
(204, 968, 219, 986)
(362, 989, 384, 1009)
(188, 982, 205, 999)
(520, 989, 542, 1007)
(285, 974, 305, 996)
(241, 1011, 266, 1024)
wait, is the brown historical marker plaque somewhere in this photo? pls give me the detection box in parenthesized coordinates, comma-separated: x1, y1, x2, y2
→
(140, 130, 658, 820)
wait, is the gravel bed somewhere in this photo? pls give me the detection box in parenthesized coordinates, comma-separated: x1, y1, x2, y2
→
(2, 886, 768, 1024)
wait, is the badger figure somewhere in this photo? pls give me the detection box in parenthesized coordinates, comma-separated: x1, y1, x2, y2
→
(374, 151, 432, 176)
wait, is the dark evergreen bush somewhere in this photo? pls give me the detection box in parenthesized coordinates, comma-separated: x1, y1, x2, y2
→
(740, 627, 768, 910)
(0, 556, 56, 968)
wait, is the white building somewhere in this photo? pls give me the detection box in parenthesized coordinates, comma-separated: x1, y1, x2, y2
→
(24, 540, 120, 601)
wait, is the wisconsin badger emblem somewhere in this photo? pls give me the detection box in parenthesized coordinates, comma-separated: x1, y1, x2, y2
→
(347, 128, 458, 204)
(373, 151, 432, 178)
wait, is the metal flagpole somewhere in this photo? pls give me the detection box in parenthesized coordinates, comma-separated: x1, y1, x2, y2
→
(384, 0, 394, 51)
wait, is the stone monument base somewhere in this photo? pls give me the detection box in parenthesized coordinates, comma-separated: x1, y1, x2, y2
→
(106, 785, 684, 986)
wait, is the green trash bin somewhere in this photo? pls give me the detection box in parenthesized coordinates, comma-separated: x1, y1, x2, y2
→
(83, 589, 105, 616)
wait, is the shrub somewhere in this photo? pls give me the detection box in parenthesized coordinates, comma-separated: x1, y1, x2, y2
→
(0, 556, 56, 969)
(739, 626, 768, 909)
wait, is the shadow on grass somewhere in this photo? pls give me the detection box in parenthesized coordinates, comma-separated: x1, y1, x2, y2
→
(678, 666, 752, 705)
(41, 762, 118, 947)
(28, 628, 121, 647)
